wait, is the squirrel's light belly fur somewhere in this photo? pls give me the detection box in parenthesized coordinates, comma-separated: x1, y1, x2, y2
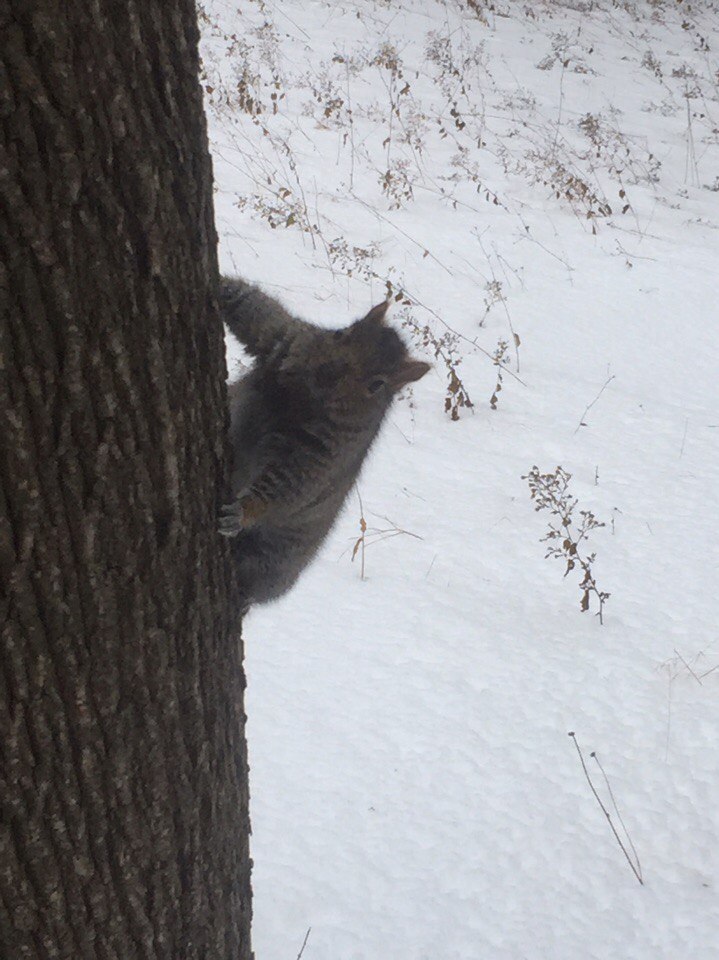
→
(219, 277, 430, 606)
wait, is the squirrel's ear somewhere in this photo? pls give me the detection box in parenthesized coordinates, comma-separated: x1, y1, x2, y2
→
(392, 359, 431, 387)
(361, 301, 390, 325)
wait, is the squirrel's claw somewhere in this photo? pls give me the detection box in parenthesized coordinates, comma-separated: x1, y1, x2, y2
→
(218, 501, 245, 537)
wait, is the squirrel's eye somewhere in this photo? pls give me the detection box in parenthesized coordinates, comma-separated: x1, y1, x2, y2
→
(367, 377, 386, 394)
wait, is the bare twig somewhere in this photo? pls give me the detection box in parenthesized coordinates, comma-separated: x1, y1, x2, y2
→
(352, 486, 367, 580)
(591, 752, 643, 884)
(296, 927, 312, 960)
(684, 93, 700, 188)
(673, 648, 703, 685)
(569, 733, 643, 885)
(574, 375, 616, 434)
(349, 492, 422, 578)
(475, 232, 521, 371)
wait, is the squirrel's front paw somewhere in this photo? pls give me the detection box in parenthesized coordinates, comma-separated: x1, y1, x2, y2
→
(218, 501, 245, 537)
(218, 493, 266, 537)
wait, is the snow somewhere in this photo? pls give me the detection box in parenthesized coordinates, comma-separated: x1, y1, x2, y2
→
(201, 2, 719, 957)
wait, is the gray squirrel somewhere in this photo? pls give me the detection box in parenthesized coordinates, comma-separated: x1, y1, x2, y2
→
(218, 277, 430, 606)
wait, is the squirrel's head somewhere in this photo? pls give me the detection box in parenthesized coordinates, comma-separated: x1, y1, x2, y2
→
(309, 302, 430, 413)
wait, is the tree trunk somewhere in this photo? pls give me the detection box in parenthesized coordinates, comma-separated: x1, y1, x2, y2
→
(0, 2, 252, 957)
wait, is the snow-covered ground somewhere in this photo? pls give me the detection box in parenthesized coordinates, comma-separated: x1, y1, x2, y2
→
(201, 2, 719, 956)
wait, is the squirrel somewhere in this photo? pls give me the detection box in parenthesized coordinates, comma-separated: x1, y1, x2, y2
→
(218, 276, 430, 606)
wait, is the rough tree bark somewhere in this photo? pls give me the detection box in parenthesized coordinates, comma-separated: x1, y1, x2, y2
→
(0, 2, 252, 958)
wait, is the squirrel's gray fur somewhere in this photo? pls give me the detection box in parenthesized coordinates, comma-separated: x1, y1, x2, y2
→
(219, 276, 430, 606)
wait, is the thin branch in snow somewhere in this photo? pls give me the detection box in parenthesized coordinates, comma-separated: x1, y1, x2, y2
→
(296, 927, 312, 959)
(591, 751, 643, 884)
(574, 375, 616, 434)
(568, 732, 643, 886)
